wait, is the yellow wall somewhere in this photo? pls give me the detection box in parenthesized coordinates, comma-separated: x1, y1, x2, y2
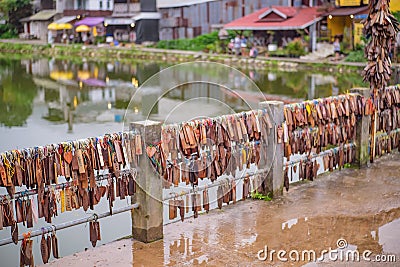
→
(334, 0, 398, 11)
(391, 1, 400, 12)
(335, 0, 368, 6)
(327, 16, 353, 41)
(354, 22, 363, 45)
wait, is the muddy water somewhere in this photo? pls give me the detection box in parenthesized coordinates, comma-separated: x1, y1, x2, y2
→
(43, 153, 400, 267)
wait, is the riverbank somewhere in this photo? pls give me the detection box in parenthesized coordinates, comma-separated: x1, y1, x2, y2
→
(41, 153, 400, 266)
(0, 39, 385, 73)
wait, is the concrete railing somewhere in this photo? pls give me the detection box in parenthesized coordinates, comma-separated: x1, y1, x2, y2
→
(1, 86, 399, 247)
(129, 86, 400, 243)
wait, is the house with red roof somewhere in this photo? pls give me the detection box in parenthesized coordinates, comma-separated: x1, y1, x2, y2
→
(224, 6, 323, 52)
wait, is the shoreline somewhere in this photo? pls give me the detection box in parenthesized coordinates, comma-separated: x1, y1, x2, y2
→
(0, 39, 386, 72)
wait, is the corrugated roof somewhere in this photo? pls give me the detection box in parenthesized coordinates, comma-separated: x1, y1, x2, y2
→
(54, 16, 76, 24)
(157, 0, 217, 8)
(224, 6, 322, 31)
(23, 9, 57, 21)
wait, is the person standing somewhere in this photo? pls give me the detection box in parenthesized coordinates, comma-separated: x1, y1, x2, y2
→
(234, 35, 241, 56)
(333, 37, 341, 61)
(240, 35, 247, 56)
(62, 31, 68, 44)
(82, 33, 87, 44)
(47, 31, 53, 44)
(249, 45, 258, 58)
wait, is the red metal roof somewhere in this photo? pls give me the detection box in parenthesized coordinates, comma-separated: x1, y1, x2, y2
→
(224, 6, 322, 31)
(325, 6, 368, 16)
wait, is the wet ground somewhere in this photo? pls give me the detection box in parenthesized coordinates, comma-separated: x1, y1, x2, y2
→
(43, 153, 400, 267)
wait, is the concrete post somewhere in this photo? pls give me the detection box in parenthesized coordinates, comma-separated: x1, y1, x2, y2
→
(259, 101, 284, 197)
(130, 120, 163, 243)
(350, 88, 371, 168)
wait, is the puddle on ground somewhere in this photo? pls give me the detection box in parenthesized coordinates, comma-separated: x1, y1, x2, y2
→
(130, 154, 400, 266)
(43, 154, 400, 267)
(132, 207, 400, 266)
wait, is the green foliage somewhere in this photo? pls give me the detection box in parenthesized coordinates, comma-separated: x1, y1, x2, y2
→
(0, 0, 32, 33)
(155, 31, 224, 52)
(0, 24, 17, 38)
(270, 40, 306, 58)
(251, 191, 272, 201)
(94, 36, 105, 45)
(345, 49, 367, 62)
(285, 39, 306, 57)
(393, 11, 400, 23)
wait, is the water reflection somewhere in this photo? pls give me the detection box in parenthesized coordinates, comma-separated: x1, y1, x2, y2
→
(1, 57, 386, 131)
(2, 57, 395, 132)
(137, 206, 400, 266)
(0, 59, 37, 127)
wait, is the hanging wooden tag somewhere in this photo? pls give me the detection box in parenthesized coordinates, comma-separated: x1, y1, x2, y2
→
(75, 149, 86, 174)
(60, 189, 65, 213)
(0, 161, 8, 186)
(169, 199, 177, 220)
(54, 162, 58, 185)
(15, 160, 23, 186)
(65, 188, 72, 211)
(114, 140, 123, 164)
(96, 143, 105, 168)
(64, 162, 71, 179)
(122, 144, 130, 166)
(236, 119, 243, 141)
(107, 146, 112, 168)
(254, 112, 261, 133)
(240, 117, 247, 136)
(36, 158, 43, 186)
(185, 125, 196, 146)
(179, 130, 190, 151)
(201, 124, 207, 145)
(63, 151, 73, 165)
(135, 135, 142, 155)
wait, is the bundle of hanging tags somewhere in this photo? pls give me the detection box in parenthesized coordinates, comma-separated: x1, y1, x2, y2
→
(374, 85, 400, 156)
(282, 93, 370, 191)
(160, 109, 273, 188)
(0, 131, 141, 266)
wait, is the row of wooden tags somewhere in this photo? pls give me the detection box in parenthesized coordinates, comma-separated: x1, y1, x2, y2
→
(0, 132, 142, 196)
(161, 110, 273, 187)
(168, 174, 270, 221)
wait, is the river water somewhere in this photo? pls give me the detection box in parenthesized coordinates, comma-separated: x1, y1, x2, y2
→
(0, 56, 398, 266)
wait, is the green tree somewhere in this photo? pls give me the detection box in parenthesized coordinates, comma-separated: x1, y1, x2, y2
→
(393, 11, 400, 22)
(0, 58, 37, 127)
(0, 0, 32, 34)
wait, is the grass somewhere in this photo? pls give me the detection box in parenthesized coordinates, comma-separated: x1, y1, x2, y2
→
(251, 192, 272, 201)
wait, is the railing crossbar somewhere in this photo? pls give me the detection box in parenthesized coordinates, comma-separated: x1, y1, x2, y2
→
(0, 203, 139, 247)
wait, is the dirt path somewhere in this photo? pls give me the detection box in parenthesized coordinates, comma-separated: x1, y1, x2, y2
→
(43, 153, 400, 266)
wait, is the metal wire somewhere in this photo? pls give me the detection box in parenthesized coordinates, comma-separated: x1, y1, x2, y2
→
(162, 168, 269, 202)
(375, 128, 400, 140)
(0, 169, 134, 201)
(284, 143, 356, 168)
(0, 203, 139, 247)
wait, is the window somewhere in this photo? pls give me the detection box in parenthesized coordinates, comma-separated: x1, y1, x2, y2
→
(107, 0, 110, 9)
(99, 0, 103, 9)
